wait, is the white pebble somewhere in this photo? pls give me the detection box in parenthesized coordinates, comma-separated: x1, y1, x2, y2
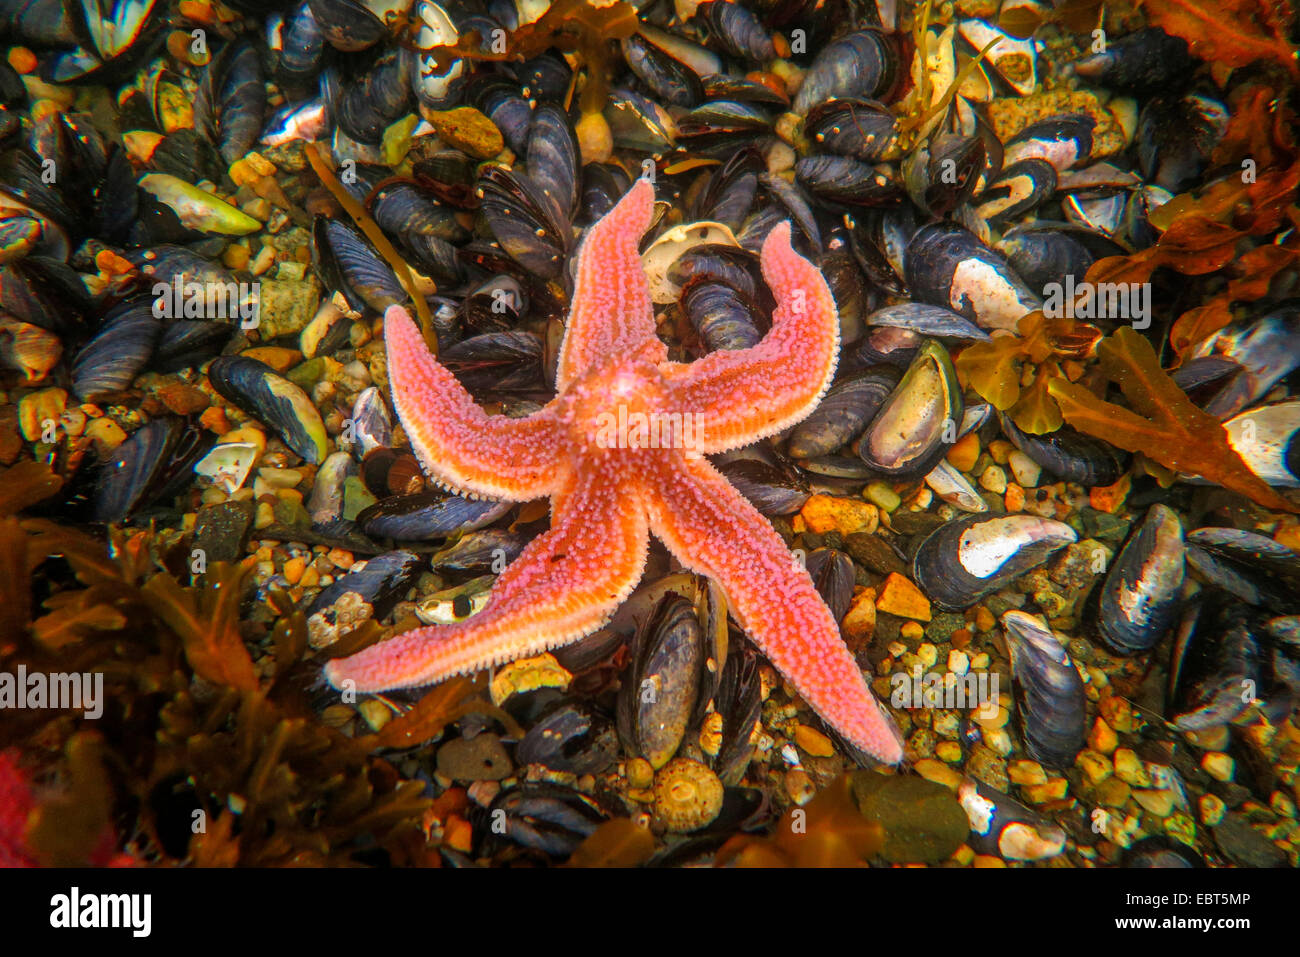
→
(947, 649, 970, 675)
(1008, 451, 1042, 487)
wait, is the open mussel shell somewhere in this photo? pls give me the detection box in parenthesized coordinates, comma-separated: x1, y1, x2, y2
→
(1094, 504, 1185, 655)
(957, 775, 1066, 861)
(71, 299, 161, 401)
(856, 340, 963, 480)
(137, 173, 262, 236)
(1189, 303, 1300, 417)
(617, 592, 704, 770)
(94, 416, 213, 524)
(912, 513, 1078, 611)
(357, 489, 511, 541)
(207, 355, 329, 464)
(787, 366, 899, 459)
(904, 223, 1040, 332)
(1002, 611, 1085, 769)
(1167, 595, 1265, 731)
(1185, 527, 1300, 614)
(998, 413, 1127, 488)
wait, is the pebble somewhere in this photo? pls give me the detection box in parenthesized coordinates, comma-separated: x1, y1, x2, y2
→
(978, 465, 1007, 494)
(900, 620, 924, 640)
(947, 649, 969, 675)
(793, 723, 834, 758)
(1097, 695, 1134, 734)
(1133, 789, 1175, 817)
(935, 741, 963, 763)
(1021, 778, 1069, 804)
(841, 590, 876, 641)
(1075, 749, 1112, 785)
(1007, 451, 1041, 487)
(1213, 813, 1287, 867)
(626, 757, 654, 790)
(1201, 751, 1234, 782)
(982, 727, 1013, 756)
(1113, 749, 1151, 787)
(1004, 484, 1026, 512)
(1007, 760, 1047, 786)
(436, 733, 514, 782)
(1087, 717, 1119, 755)
(800, 493, 879, 535)
(358, 699, 391, 732)
(913, 758, 963, 791)
(851, 772, 970, 864)
(945, 432, 980, 472)
(1199, 793, 1226, 826)
(864, 482, 901, 512)
(1096, 777, 1131, 808)
(987, 439, 1014, 464)
(875, 573, 932, 621)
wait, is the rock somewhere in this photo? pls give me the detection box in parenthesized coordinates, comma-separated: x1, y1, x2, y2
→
(1212, 814, 1287, 867)
(191, 500, 254, 562)
(1096, 777, 1131, 808)
(1008, 759, 1047, 786)
(1113, 748, 1151, 787)
(1133, 788, 1175, 817)
(844, 532, 907, 575)
(1201, 751, 1234, 782)
(851, 772, 970, 863)
(420, 106, 505, 159)
(436, 733, 513, 781)
(793, 723, 835, 757)
(254, 275, 320, 339)
(800, 493, 879, 535)
(1007, 450, 1040, 487)
(913, 758, 963, 790)
(1075, 749, 1113, 785)
(841, 589, 877, 642)
(875, 572, 932, 621)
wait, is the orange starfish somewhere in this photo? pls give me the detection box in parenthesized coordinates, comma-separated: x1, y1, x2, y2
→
(325, 179, 903, 763)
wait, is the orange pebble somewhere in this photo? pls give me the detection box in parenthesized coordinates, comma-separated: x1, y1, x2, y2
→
(1089, 473, 1131, 514)
(945, 431, 980, 472)
(1004, 483, 1026, 512)
(7, 46, 36, 75)
(443, 815, 474, 853)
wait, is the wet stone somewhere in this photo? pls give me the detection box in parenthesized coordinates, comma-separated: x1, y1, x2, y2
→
(192, 500, 254, 562)
(851, 772, 970, 864)
(436, 733, 514, 782)
(255, 276, 321, 339)
(1212, 814, 1287, 867)
(844, 532, 907, 575)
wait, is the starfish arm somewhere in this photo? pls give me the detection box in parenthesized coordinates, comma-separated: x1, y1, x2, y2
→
(385, 305, 564, 501)
(324, 471, 649, 692)
(556, 178, 667, 388)
(645, 454, 903, 763)
(663, 222, 839, 454)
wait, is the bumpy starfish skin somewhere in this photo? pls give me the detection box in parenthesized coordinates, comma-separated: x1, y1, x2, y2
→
(325, 179, 904, 763)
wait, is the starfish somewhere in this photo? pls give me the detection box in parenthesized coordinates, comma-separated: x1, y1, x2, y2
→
(325, 179, 904, 763)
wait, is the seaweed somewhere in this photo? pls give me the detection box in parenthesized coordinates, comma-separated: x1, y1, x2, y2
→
(1047, 327, 1299, 512)
(0, 483, 508, 866)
